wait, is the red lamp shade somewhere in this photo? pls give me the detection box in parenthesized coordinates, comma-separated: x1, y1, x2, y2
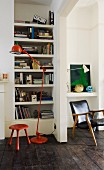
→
(10, 45, 23, 54)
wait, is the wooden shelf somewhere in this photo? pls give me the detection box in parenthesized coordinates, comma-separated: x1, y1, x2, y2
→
(67, 92, 97, 97)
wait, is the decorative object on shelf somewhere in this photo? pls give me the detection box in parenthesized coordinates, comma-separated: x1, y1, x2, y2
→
(74, 84, 84, 93)
(69, 64, 91, 92)
(86, 86, 93, 93)
(33, 14, 47, 24)
(31, 94, 37, 102)
(10, 44, 48, 144)
(0, 73, 8, 81)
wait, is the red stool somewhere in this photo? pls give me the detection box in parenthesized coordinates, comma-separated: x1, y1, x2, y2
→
(8, 124, 31, 151)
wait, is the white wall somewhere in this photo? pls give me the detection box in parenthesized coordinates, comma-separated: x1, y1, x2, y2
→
(51, 0, 79, 142)
(66, 2, 99, 127)
(0, 0, 14, 122)
(98, 1, 104, 109)
(14, 3, 50, 23)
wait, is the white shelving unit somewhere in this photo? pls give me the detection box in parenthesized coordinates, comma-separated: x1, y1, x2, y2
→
(13, 22, 55, 135)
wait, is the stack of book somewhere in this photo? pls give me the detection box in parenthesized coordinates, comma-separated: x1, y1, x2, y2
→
(14, 31, 28, 39)
(40, 110, 54, 119)
(22, 46, 38, 54)
(15, 106, 31, 119)
(14, 60, 30, 69)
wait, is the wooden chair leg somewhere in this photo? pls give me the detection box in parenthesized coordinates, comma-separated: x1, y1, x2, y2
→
(86, 114, 97, 146)
(72, 116, 78, 138)
(16, 130, 19, 151)
(8, 130, 14, 145)
(24, 129, 31, 144)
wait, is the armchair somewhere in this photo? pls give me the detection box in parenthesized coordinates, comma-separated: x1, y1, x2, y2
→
(70, 100, 104, 146)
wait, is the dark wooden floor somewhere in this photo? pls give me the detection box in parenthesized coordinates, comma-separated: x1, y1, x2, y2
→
(0, 128, 104, 170)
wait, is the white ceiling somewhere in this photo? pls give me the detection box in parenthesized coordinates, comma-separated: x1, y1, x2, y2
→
(15, 0, 53, 6)
(77, 0, 97, 7)
(15, 0, 97, 8)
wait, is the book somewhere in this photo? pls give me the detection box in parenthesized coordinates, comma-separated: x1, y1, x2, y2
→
(20, 73, 23, 84)
(41, 110, 53, 115)
(40, 110, 54, 119)
(15, 107, 18, 119)
(41, 115, 54, 119)
(49, 11, 54, 25)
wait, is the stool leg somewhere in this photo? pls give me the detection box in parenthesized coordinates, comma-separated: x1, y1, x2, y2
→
(24, 129, 31, 144)
(16, 130, 20, 151)
(8, 130, 14, 145)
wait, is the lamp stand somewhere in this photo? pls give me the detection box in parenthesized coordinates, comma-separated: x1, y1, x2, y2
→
(31, 133, 48, 144)
(24, 50, 48, 144)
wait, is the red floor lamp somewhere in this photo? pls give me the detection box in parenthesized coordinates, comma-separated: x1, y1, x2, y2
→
(10, 44, 48, 144)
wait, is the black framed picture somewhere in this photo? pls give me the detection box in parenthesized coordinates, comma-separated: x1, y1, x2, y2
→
(70, 64, 91, 92)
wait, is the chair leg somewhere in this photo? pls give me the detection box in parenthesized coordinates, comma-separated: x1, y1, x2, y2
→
(86, 114, 97, 146)
(24, 129, 31, 144)
(16, 130, 20, 151)
(8, 130, 14, 145)
(72, 116, 78, 138)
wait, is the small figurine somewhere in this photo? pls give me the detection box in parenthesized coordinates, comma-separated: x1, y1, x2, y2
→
(74, 84, 84, 93)
(86, 86, 93, 92)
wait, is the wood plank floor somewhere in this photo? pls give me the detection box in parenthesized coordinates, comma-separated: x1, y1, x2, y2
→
(0, 128, 104, 170)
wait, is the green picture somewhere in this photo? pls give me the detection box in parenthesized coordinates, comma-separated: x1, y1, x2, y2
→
(70, 64, 91, 92)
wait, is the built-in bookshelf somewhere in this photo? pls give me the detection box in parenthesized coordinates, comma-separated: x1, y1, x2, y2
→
(14, 22, 54, 123)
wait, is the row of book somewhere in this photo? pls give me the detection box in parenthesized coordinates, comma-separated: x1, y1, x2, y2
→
(15, 106, 54, 119)
(15, 88, 53, 102)
(14, 59, 54, 69)
(15, 72, 54, 85)
(15, 106, 31, 119)
(14, 28, 53, 40)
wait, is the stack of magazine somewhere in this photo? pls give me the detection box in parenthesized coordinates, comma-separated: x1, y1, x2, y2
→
(40, 110, 54, 119)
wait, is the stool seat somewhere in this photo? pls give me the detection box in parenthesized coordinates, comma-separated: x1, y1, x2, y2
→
(8, 123, 31, 151)
(9, 124, 29, 130)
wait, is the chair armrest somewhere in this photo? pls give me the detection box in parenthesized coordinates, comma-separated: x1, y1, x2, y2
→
(90, 110, 104, 117)
(91, 109, 104, 112)
(72, 112, 90, 116)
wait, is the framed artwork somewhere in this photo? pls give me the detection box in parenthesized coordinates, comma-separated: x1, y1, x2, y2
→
(70, 64, 91, 92)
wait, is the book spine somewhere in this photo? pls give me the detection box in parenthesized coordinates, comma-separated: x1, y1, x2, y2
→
(49, 11, 54, 25)
(20, 72, 23, 84)
(32, 27, 35, 39)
